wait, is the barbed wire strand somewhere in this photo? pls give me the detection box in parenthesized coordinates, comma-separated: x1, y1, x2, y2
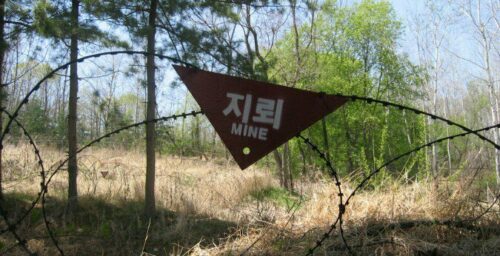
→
(0, 50, 199, 146)
(1, 50, 497, 157)
(0, 109, 202, 255)
(301, 122, 500, 255)
(2, 51, 499, 255)
(298, 134, 353, 254)
(0, 110, 42, 255)
(40, 111, 203, 255)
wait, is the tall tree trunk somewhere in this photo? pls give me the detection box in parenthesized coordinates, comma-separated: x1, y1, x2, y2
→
(0, 0, 5, 200)
(486, 66, 500, 187)
(180, 91, 188, 156)
(343, 110, 354, 172)
(284, 142, 293, 192)
(431, 41, 439, 184)
(43, 81, 49, 115)
(444, 96, 452, 174)
(67, 0, 79, 212)
(321, 117, 331, 162)
(430, 116, 438, 180)
(481, 38, 500, 187)
(298, 140, 307, 175)
(283, 143, 290, 190)
(273, 150, 284, 187)
(145, 0, 158, 218)
(458, 0, 500, 187)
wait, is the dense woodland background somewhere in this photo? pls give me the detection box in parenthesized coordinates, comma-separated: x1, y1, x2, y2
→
(0, 0, 499, 255)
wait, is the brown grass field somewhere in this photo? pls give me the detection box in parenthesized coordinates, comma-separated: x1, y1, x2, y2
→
(1, 143, 499, 255)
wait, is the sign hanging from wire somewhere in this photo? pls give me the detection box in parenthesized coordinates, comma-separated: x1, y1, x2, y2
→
(174, 65, 347, 169)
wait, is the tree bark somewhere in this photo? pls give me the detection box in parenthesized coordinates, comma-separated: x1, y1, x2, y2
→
(430, 116, 438, 180)
(431, 37, 439, 183)
(297, 139, 307, 175)
(485, 53, 500, 187)
(321, 117, 331, 162)
(459, 0, 500, 186)
(273, 150, 284, 187)
(479, 32, 500, 186)
(284, 142, 293, 191)
(0, 0, 5, 200)
(145, 0, 158, 218)
(285, 142, 295, 192)
(67, 0, 79, 212)
(444, 96, 452, 174)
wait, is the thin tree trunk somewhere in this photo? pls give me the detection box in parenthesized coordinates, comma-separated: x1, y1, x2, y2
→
(298, 140, 307, 175)
(62, 67, 68, 115)
(67, 0, 79, 212)
(283, 142, 291, 191)
(321, 117, 331, 162)
(211, 129, 217, 158)
(403, 110, 412, 145)
(431, 40, 439, 184)
(180, 91, 188, 156)
(343, 110, 354, 172)
(430, 116, 438, 180)
(306, 129, 314, 168)
(0, 0, 5, 200)
(145, 0, 158, 218)
(193, 115, 201, 152)
(487, 76, 500, 187)
(444, 96, 452, 174)
(43, 81, 49, 116)
(285, 142, 293, 192)
(482, 41, 500, 187)
(273, 150, 284, 187)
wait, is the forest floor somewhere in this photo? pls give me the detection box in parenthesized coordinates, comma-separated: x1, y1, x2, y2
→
(0, 143, 499, 255)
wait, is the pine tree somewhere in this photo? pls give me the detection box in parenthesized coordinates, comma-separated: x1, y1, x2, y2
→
(0, 0, 6, 200)
(33, 0, 127, 213)
(67, 0, 79, 212)
(145, 0, 158, 218)
(89, 0, 246, 216)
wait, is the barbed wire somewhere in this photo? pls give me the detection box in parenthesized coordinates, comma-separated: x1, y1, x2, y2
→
(3, 103, 498, 255)
(3, 50, 495, 156)
(42, 111, 203, 255)
(0, 50, 199, 148)
(0, 110, 46, 235)
(0, 51, 199, 255)
(297, 134, 352, 254)
(0, 109, 42, 256)
(1, 51, 499, 255)
(300, 121, 500, 255)
(333, 94, 499, 149)
(0, 110, 202, 255)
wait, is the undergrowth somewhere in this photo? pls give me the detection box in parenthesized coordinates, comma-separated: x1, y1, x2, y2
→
(0, 144, 498, 255)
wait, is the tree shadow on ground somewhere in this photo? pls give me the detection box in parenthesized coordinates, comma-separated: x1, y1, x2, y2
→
(0, 192, 237, 256)
(240, 216, 500, 256)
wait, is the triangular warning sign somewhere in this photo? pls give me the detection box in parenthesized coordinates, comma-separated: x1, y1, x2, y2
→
(174, 65, 347, 169)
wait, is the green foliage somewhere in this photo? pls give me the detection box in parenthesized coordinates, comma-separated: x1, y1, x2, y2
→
(30, 208, 43, 224)
(4, 0, 33, 44)
(52, 111, 68, 148)
(105, 101, 132, 132)
(267, 0, 427, 181)
(20, 99, 50, 136)
(99, 221, 112, 239)
(5, 0, 493, 191)
(33, 0, 129, 48)
(251, 187, 303, 210)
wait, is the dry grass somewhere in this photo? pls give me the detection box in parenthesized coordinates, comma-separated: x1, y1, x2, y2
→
(1, 143, 499, 255)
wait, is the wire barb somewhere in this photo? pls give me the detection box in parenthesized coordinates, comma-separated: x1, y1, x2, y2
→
(1, 52, 499, 255)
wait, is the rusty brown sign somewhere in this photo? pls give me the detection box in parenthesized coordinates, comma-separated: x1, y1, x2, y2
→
(174, 65, 347, 169)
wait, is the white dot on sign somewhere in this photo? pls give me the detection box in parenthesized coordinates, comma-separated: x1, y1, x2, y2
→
(243, 147, 251, 155)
